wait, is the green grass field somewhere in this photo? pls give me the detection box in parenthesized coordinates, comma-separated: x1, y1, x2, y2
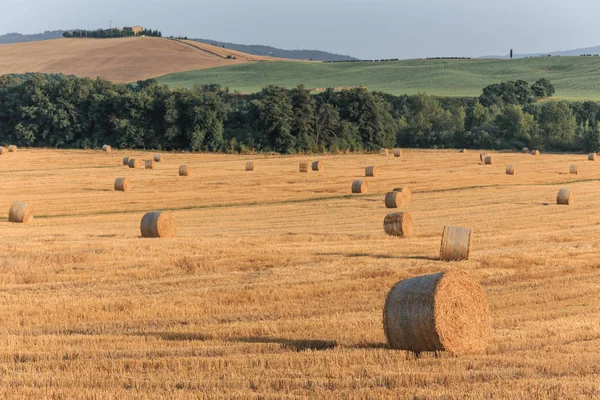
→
(156, 57, 600, 100)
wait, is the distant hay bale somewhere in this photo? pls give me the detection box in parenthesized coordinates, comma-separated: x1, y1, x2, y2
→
(380, 148, 389, 156)
(394, 149, 403, 157)
(145, 160, 156, 169)
(459, 149, 467, 153)
(440, 226, 472, 261)
(506, 164, 516, 175)
(352, 180, 367, 193)
(154, 153, 163, 162)
(365, 166, 377, 177)
(570, 164, 579, 175)
(522, 147, 530, 153)
(179, 165, 190, 176)
(383, 271, 491, 355)
(114, 177, 131, 192)
(299, 162, 309, 173)
(531, 150, 540, 156)
(557, 188, 573, 205)
(312, 161, 323, 171)
(589, 153, 597, 161)
(0, 146, 5, 155)
(484, 156, 493, 165)
(8, 145, 17, 153)
(245, 161, 255, 171)
(385, 191, 408, 209)
(128, 158, 142, 169)
(122, 156, 130, 166)
(479, 153, 487, 162)
(383, 212, 413, 237)
(8, 201, 33, 223)
(102, 145, 112, 152)
(140, 211, 177, 238)
(392, 187, 412, 202)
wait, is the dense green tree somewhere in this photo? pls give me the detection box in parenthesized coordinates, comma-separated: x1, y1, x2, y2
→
(537, 101, 577, 148)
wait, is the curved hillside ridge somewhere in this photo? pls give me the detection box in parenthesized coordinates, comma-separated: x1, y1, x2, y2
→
(0, 37, 252, 83)
(178, 39, 295, 62)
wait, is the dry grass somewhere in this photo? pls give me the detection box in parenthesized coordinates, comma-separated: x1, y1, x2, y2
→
(0, 37, 247, 83)
(0, 149, 598, 398)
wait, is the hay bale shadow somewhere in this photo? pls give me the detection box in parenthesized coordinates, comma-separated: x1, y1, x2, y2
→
(234, 336, 337, 352)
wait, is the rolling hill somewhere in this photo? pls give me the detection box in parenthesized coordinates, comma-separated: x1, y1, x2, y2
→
(0, 37, 255, 82)
(156, 56, 600, 100)
(0, 30, 67, 44)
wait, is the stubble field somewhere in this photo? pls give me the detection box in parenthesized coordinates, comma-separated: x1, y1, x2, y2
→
(0, 149, 598, 398)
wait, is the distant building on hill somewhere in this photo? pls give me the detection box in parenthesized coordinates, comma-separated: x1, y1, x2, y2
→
(123, 26, 143, 35)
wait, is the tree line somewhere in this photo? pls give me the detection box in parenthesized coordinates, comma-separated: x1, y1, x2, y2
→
(1, 73, 599, 153)
(63, 29, 162, 39)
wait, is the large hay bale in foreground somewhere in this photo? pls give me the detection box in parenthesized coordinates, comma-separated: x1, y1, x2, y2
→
(299, 162, 309, 173)
(589, 153, 597, 161)
(394, 149, 403, 157)
(8, 201, 33, 223)
(506, 164, 516, 175)
(245, 161, 255, 171)
(385, 191, 407, 209)
(440, 226, 472, 261)
(114, 177, 131, 192)
(557, 188, 573, 205)
(383, 271, 491, 355)
(393, 187, 412, 201)
(102, 145, 112, 152)
(365, 166, 377, 177)
(122, 156, 130, 166)
(484, 156, 493, 165)
(383, 212, 413, 237)
(154, 154, 163, 162)
(352, 180, 367, 194)
(380, 148, 389, 156)
(128, 158, 142, 169)
(140, 211, 177, 238)
(145, 160, 156, 169)
(179, 165, 190, 176)
(312, 161, 323, 171)
(531, 150, 540, 156)
(8, 145, 17, 153)
(570, 164, 579, 175)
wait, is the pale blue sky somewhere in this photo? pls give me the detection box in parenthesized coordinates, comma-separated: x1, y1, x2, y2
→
(1, 0, 598, 58)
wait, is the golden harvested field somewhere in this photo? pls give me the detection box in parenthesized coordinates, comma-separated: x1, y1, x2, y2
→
(0, 37, 246, 83)
(0, 149, 598, 398)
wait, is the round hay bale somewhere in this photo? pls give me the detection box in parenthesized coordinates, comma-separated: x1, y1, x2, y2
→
(379, 148, 389, 156)
(299, 162, 309, 173)
(140, 211, 177, 238)
(522, 147, 530, 153)
(394, 149, 403, 157)
(8, 201, 33, 223)
(531, 150, 540, 156)
(459, 149, 467, 153)
(440, 226, 472, 261)
(114, 177, 131, 192)
(383, 212, 413, 237)
(385, 191, 408, 209)
(589, 153, 597, 161)
(128, 158, 142, 169)
(393, 187, 412, 201)
(179, 165, 190, 176)
(154, 153, 163, 162)
(570, 164, 579, 175)
(365, 166, 377, 177)
(383, 271, 491, 355)
(145, 160, 156, 169)
(484, 156, 493, 165)
(102, 145, 112, 152)
(506, 164, 516, 175)
(557, 188, 573, 205)
(352, 180, 367, 194)
(245, 161, 255, 171)
(122, 156, 130, 166)
(479, 153, 487, 162)
(0, 146, 6, 155)
(311, 161, 323, 171)
(8, 145, 17, 153)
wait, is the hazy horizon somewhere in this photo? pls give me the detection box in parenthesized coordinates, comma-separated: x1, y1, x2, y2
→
(2, 0, 599, 59)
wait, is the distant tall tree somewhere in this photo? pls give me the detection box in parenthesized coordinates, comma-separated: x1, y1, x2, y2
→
(510, 49, 513, 59)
